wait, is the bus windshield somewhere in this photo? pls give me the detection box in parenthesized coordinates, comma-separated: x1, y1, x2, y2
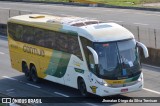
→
(94, 39, 141, 79)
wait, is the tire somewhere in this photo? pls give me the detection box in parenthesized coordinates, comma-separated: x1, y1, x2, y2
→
(78, 78, 88, 97)
(30, 65, 39, 83)
(22, 63, 31, 81)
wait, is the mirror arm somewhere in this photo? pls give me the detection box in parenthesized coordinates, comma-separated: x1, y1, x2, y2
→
(87, 46, 99, 64)
(137, 41, 149, 58)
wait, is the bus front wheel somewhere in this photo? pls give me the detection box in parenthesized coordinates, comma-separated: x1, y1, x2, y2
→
(78, 78, 88, 97)
(22, 62, 31, 81)
(30, 65, 39, 83)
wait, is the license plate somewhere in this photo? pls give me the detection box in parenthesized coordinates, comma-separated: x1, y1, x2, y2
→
(121, 88, 128, 92)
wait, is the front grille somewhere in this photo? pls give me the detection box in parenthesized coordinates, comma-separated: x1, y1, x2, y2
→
(108, 81, 138, 88)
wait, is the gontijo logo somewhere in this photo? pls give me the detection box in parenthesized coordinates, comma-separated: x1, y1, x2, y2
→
(23, 45, 45, 57)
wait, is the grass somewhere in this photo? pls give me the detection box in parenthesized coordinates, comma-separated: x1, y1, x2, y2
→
(89, 0, 160, 6)
(32, 0, 69, 2)
(92, 0, 141, 6)
(32, 0, 160, 7)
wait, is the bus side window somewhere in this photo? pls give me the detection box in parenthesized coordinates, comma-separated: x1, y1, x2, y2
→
(89, 54, 96, 74)
(8, 23, 16, 40)
(44, 30, 56, 49)
(15, 24, 23, 41)
(35, 28, 45, 47)
(80, 37, 94, 72)
(68, 36, 76, 53)
(68, 36, 82, 60)
(23, 26, 35, 44)
(55, 32, 68, 52)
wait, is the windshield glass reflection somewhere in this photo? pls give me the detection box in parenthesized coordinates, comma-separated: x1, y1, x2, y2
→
(94, 39, 141, 79)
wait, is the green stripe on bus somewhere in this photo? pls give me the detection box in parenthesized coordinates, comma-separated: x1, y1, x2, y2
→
(125, 74, 140, 83)
(45, 50, 71, 78)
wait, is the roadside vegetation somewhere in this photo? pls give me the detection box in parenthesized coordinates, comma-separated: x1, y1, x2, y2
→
(90, 0, 160, 6)
(32, 0, 160, 7)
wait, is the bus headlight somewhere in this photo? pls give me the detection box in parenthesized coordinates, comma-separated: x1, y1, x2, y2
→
(138, 73, 143, 82)
(96, 80, 108, 86)
(104, 83, 108, 86)
(138, 77, 142, 82)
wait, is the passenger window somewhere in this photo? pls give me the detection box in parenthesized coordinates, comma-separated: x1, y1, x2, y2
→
(44, 31, 56, 49)
(35, 28, 45, 47)
(23, 26, 35, 44)
(15, 25, 23, 41)
(80, 36, 92, 66)
(68, 36, 82, 60)
(8, 23, 16, 40)
(55, 32, 68, 52)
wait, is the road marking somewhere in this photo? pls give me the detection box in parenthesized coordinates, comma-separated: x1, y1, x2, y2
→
(7, 92, 15, 95)
(135, 12, 160, 17)
(133, 23, 149, 26)
(142, 64, 160, 70)
(105, 10, 160, 17)
(6, 89, 14, 92)
(107, 20, 123, 22)
(54, 92, 70, 97)
(0, 7, 11, 10)
(85, 103, 99, 106)
(0, 52, 5, 54)
(2, 76, 41, 89)
(40, 12, 54, 15)
(2, 76, 18, 81)
(91, 8, 112, 12)
(143, 88, 160, 95)
(26, 83, 41, 89)
(9, 103, 20, 106)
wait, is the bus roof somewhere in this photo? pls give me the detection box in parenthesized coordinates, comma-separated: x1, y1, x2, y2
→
(8, 14, 134, 42)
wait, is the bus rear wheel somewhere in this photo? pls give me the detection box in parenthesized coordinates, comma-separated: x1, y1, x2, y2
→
(22, 63, 31, 81)
(30, 65, 39, 83)
(78, 78, 88, 97)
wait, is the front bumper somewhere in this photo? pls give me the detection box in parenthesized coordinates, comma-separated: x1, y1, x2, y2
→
(95, 80, 143, 97)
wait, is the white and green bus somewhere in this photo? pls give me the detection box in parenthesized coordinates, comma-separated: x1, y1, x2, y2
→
(8, 14, 149, 96)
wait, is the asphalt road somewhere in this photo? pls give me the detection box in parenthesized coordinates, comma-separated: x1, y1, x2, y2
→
(0, 1, 160, 29)
(0, 35, 160, 106)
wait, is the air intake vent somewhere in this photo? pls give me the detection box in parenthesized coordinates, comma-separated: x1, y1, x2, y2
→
(71, 20, 101, 27)
(47, 19, 55, 23)
(94, 24, 112, 29)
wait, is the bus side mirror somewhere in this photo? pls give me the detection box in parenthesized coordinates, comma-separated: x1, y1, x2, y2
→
(87, 46, 99, 64)
(137, 41, 149, 58)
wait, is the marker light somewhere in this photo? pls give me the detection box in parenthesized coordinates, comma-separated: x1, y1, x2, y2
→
(138, 73, 143, 82)
(104, 83, 108, 86)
